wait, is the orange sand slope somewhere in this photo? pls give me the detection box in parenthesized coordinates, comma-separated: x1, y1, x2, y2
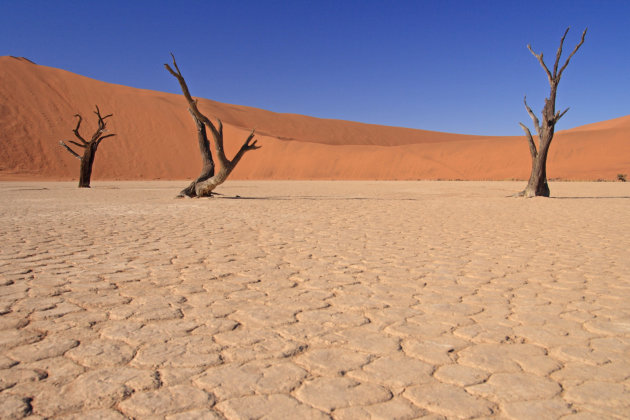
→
(1, 56, 628, 181)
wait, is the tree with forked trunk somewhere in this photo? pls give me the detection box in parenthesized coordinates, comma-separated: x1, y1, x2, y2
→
(59, 105, 116, 188)
(165, 54, 261, 198)
(517, 27, 587, 197)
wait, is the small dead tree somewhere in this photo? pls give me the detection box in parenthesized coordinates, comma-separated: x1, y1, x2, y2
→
(165, 54, 260, 197)
(517, 27, 587, 197)
(59, 106, 116, 188)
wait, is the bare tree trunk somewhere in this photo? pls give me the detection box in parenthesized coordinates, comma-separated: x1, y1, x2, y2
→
(78, 144, 97, 188)
(59, 106, 116, 188)
(178, 111, 215, 197)
(517, 28, 586, 197)
(165, 54, 260, 198)
(524, 147, 550, 197)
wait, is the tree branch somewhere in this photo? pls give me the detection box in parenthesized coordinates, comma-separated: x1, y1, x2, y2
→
(164, 54, 220, 140)
(557, 28, 587, 79)
(95, 108, 113, 129)
(519, 123, 538, 159)
(95, 133, 116, 147)
(89, 105, 114, 142)
(527, 45, 553, 85)
(98, 133, 116, 141)
(243, 129, 260, 151)
(72, 114, 88, 144)
(164, 54, 193, 102)
(94, 105, 113, 122)
(188, 108, 213, 168)
(212, 119, 229, 168)
(59, 141, 82, 159)
(68, 140, 86, 149)
(230, 129, 261, 168)
(555, 107, 570, 122)
(523, 96, 541, 137)
(552, 27, 570, 78)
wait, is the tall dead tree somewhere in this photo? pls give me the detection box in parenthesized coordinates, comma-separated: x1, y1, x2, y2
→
(165, 54, 260, 197)
(59, 106, 116, 188)
(517, 27, 587, 197)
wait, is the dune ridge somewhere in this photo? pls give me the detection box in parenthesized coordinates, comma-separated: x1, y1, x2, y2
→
(1, 56, 628, 181)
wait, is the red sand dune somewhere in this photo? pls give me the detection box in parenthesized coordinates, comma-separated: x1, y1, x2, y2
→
(1, 56, 628, 181)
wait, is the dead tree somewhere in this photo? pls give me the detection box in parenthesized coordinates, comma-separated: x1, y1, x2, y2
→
(165, 54, 260, 197)
(517, 27, 587, 197)
(59, 106, 116, 188)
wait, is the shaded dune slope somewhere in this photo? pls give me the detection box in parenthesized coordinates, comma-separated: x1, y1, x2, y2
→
(1, 56, 628, 181)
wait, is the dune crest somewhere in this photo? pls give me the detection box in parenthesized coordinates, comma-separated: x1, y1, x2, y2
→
(1, 56, 628, 181)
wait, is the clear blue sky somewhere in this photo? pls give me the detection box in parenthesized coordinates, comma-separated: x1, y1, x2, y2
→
(1, 0, 628, 135)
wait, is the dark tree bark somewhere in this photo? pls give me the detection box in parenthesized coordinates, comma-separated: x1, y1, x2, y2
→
(164, 54, 260, 198)
(177, 110, 215, 197)
(517, 27, 587, 197)
(59, 106, 116, 188)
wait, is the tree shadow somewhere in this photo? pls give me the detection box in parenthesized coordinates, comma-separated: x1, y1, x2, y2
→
(216, 195, 421, 201)
(552, 196, 630, 200)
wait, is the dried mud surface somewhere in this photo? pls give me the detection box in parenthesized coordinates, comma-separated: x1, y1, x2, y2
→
(1, 181, 629, 419)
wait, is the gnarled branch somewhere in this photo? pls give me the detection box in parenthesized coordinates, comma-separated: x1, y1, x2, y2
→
(230, 129, 261, 168)
(90, 106, 114, 142)
(94, 105, 113, 124)
(72, 114, 87, 144)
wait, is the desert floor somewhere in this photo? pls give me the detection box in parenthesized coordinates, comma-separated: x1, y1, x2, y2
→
(1, 180, 629, 419)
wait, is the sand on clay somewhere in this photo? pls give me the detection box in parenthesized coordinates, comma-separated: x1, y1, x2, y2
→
(1, 180, 629, 418)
